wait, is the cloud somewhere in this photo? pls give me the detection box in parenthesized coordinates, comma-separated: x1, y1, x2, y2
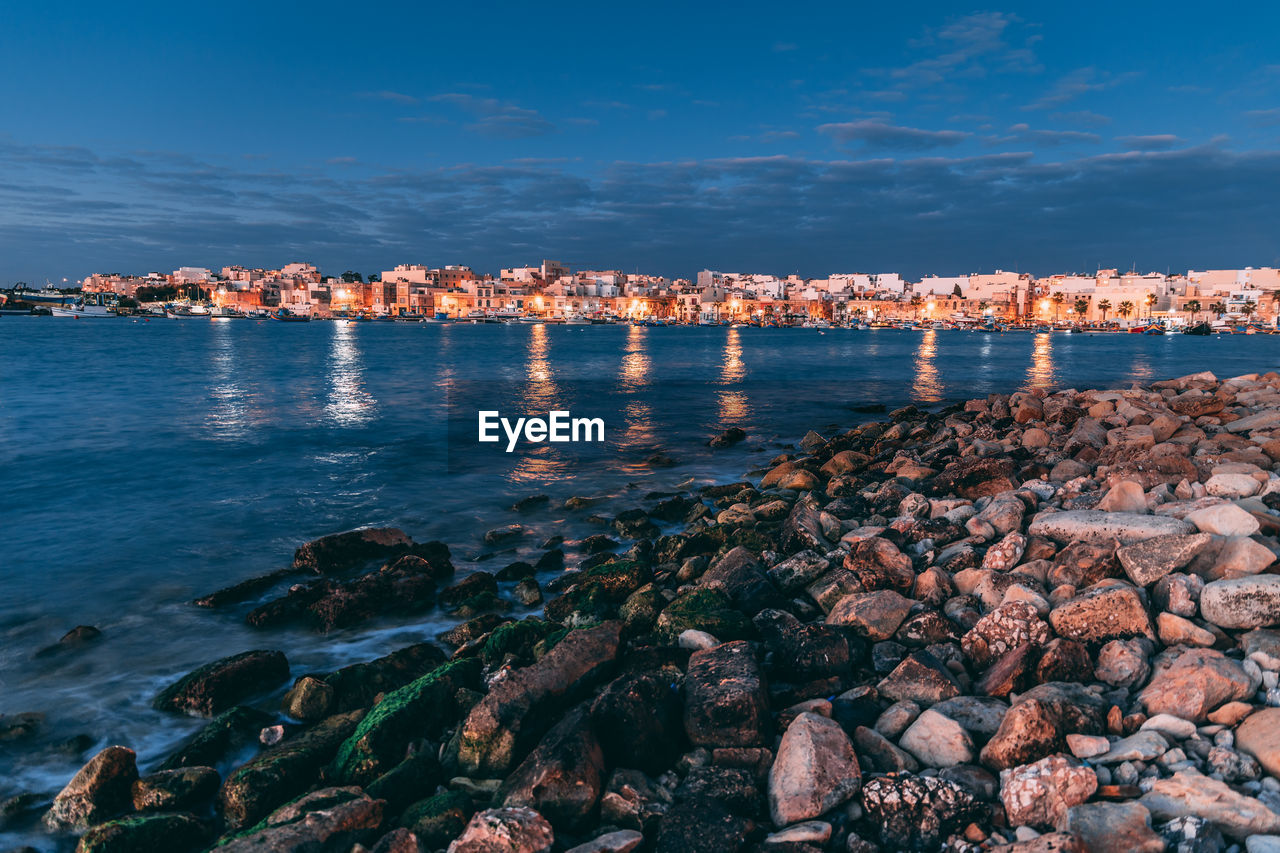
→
(818, 120, 970, 150)
(1245, 108, 1280, 127)
(3, 137, 1280, 284)
(1025, 67, 1139, 109)
(358, 90, 419, 104)
(427, 93, 557, 138)
(325, 156, 358, 165)
(882, 12, 1043, 88)
(773, 42, 797, 52)
(1049, 110, 1113, 128)
(1115, 134, 1183, 151)
(987, 124, 1101, 147)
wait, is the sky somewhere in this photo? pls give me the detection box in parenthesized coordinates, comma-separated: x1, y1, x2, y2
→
(2, 1, 1279, 284)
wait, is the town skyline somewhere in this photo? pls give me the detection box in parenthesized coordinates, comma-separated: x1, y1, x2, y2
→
(2, 3, 1279, 284)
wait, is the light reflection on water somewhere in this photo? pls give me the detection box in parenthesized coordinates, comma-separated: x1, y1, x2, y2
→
(1025, 332, 1056, 389)
(718, 326, 749, 423)
(511, 323, 572, 483)
(206, 320, 251, 439)
(324, 321, 375, 427)
(619, 325, 657, 453)
(913, 329, 944, 403)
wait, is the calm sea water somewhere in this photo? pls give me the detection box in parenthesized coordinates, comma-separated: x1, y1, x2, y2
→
(1, 317, 1276, 847)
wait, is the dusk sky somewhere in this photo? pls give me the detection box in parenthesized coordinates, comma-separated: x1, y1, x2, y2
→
(3, 1, 1279, 284)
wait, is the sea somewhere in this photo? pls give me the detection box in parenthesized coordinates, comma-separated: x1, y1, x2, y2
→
(1, 316, 1276, 849)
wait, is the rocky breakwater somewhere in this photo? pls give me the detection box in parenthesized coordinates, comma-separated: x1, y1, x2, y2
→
(14, 369, 1280, 853)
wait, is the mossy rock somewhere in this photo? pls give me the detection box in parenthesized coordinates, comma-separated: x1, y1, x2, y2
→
(479, 619, 564, 666)
(543, 560, 654, 624)
(76, 812, 207, 853)
(399, 790, 474, 849)
(329, 657, 481, 786)
(620, 583, 665, 632)
(159, 706, 273, 770)
(655, 587, 753, 644)
(364, 750, 442, 820)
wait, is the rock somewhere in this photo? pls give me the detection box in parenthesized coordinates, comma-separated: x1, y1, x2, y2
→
(962, 601, 1051, 669)
(131, 766, 219, 812)
(1138, 647, 1253, 722)
(1186, 503, 1261, 537)
(1153, 572, 1202, 618)
(1210, 535, 1277, 577)
(44, 746, 138, 830)
(860, 774, 975, 850)
(700, 547, 779, 614)
(1000, 755, 1097, 829)
(684, 641, 770, 748)
(1116, 533, 1211, 586)
(590, 672, 684, 775)
(1066, 734, 1110, 759)
(1206, 472, 1262, 498)
(1200, 576, 1280, 629)
(1063, 801, 1164, 853)
(1225, 409, 1280, 433)
(655, 588, 753, 643)
(1237, 707, 1280, 777)
(456, 622, 622, 776)
(293, 527, 413, 572)
(221, 708, 366, 829)
(842, 536, 915, 593)
(898, 709, 975, 768)
(780, 495, 830, 553)
(767, 550, 830, 592)
(876, 650, 962, 706)
(153, 650, 289, 717)
(1023, 428, 1051, 449)
(1028, 510, 1196, 545)
(1098, 481, 1148, 513)
(854, 725, 919, 773)
(74, 813, 207, 853)
(159, 705, 273, 770)
(1048, 584, 1154, 643)
(1141, 770, 1280, 839)
(709, 427, 747, 448)
(976, 643, 1038, 698)
(933, 456, 1017, 499)
(765, 821, 832, 844)
(283, 676, 336, 722)
(447, 806, 554, 853)
(826, 589, 914, 640)
(1095, 730, 1168, 763)
(989, 832, 1087, 853)
(654, 796, 753, 853)
(1155, 612, 1216, 647)
(564, 830, 644, 853)
(333, 657, 480, 784)
(1094, 639, 1151, 689)
(499, 705, 604, 832)
(1140, 713, 1197, 740)
(400, 791, 475, 848)
(767, 712, 860, 826)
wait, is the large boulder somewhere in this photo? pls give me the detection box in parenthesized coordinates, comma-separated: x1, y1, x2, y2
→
(75, 812, 208, 853)
(1200, 576, 1280, 629)
(448, 806, 554, 853)
(1140, 770, 1280, 840)
(456, 622, 622, 776)
(860, 774, 976, 850)
(1047, 584, 1154, 643)
(683, 641, 771, 748)
(499, 705, 605, 832)
(153, 650, 289, 717)
(293, 527, 414, 572)
(1138, 647, 1254, 722)
(1028, 510, 1196, 545)
(44, 746, 138, 830)
(1116, 533, 1211, 586)
(768, 712, 861, 826)
(590, 672, 684, 774)
(218, 787, 384, 852)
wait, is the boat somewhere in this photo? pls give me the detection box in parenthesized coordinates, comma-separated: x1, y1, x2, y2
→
(518, 315, 545, 324)
(209, 304, 246, 318)
(14, 286, 75, 304)
(461, 310, 488, 324)
(165, 304, 212, 319)
(1143, 324, 1166, 335)
(50, 293, 120, 318)
(564, 313, 590, 325)
(269, 308, 312, 322)
(1183, 322, 1212, 336)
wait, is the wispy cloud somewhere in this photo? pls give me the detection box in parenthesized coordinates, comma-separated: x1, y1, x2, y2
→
(428, 93, 556, 138)
(358, 90, 419, 105)
(1025, 67, 1139, 109)
(883, 12, 1043, 88)
(1245, 107, 1280, 127)
(818, 120, 969, 150)
(987, 124, 1101, 146)
(1115, 134, 1183, 151)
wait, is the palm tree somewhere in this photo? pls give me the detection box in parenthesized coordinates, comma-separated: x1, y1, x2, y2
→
(1073, 298, 1089, 321)
(909, 293, 923, 319)
(1050, 292, 1065, 321)
(977, 300, 990, 316)
(1144, 292, 1157, 319)
(1118, 301, 1134, 320)
(1242, 301, 1257, 321)
(1185, 299, 1201, 322)
(1210, 301, 1227, 318)
(1098, 299, 1112, 323)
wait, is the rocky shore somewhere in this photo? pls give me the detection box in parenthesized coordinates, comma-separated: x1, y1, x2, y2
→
(9, 369, 1280, 853)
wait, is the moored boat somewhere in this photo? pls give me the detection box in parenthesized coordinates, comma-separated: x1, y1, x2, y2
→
(269, 308, 312, 322)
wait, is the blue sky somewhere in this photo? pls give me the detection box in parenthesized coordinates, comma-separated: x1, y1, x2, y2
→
(2, 1, 1279, 283)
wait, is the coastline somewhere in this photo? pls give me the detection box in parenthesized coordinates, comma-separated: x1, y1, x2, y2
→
(8, 369, 1280, 852)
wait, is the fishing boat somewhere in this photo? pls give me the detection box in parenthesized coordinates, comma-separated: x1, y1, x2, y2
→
(269, 308, 311, 322)
(165, 303, 212, 319)
(14, 286, 74, 305)
(1183, 322, 1212, 336)
(518, 315, 545, 324)
(1143, 325, 1166, 335)
(564, 313, 590, 325)
(50, 293, 119, 318)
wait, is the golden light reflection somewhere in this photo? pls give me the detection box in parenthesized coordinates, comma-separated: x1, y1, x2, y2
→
(718, 326, 748, 422)
(206, 318, 251, 439)
(912, 329, 943, 403)
(325, 320, 375, 426)
(523, 323, 561, 407)
(619, 325, 657, 448)
(1024, 332, 1056, 389)
(511, 323, 571, 483)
